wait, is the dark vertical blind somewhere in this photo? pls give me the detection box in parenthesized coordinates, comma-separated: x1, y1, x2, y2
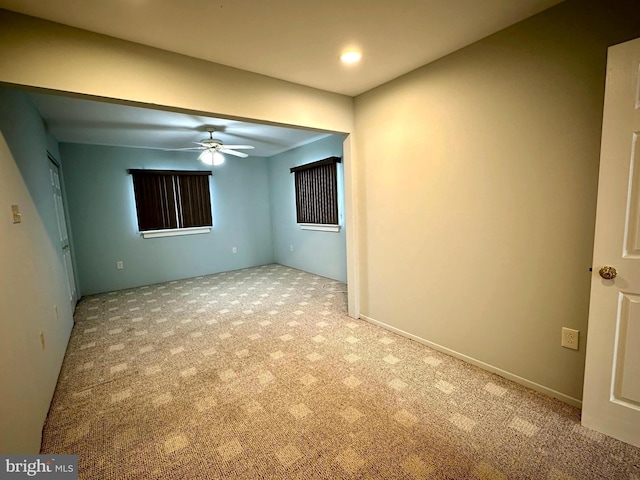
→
(129, 170, 212, 231)
(178, 174, 212, 228)
(291, 157, 341, 225)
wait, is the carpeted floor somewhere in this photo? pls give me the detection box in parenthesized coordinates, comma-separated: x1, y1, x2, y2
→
(41, 264, 640, 479)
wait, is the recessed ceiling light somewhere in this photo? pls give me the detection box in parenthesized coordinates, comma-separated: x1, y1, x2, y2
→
(340, 51, 362, 64)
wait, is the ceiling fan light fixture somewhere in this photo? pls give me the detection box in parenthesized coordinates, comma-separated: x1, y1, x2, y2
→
(198, 149, 224, 166)
(198, 149, 213, 165)
(186, 128, 253, 163)
(213, 151, 225, 166)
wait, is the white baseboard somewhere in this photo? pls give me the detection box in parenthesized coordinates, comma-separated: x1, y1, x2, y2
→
(359, 314, 582, 409)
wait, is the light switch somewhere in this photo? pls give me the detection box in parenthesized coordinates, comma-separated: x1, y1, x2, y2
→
(11, 205, 21, 224)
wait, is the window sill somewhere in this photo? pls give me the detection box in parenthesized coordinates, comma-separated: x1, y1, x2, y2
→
(299, 224, 341, 233)
(141, 227, 211, 239)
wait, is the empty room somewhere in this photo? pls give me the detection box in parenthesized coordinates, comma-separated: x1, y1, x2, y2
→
(1, 0, 640, 478)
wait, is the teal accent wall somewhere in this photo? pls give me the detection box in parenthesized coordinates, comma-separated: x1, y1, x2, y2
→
(61, 144, 274, 295)
(268, 135, 347, 282)
(2, 93, 62, 249)
(63, 135, 348, 295)
(0, 87, 74, 453)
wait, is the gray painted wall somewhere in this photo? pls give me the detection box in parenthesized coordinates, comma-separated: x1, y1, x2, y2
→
(268, 135, 347, 282)
(354, 0, 640, 404)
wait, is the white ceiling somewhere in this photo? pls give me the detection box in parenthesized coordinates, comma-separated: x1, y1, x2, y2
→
(26, 92, 333, 157)
(1, 0, 563, 154)
(0, 0, 563, 97)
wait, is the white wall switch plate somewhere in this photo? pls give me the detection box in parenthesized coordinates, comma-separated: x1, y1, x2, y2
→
(11, 204, 21, 223)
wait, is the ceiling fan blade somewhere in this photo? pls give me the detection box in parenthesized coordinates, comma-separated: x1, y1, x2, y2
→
(167, 147, 204, 151)
(220, 148, 249, 158)
(222, 145, 254, 150)
(194, 141, 215, 147)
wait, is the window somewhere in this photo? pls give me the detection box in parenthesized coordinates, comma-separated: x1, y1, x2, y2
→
(290, 156, 341, 230)
(129, 169, 212, 237)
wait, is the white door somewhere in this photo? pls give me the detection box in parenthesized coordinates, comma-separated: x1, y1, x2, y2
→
(582, 37, 640, 448)
(50, 157, 77, 305)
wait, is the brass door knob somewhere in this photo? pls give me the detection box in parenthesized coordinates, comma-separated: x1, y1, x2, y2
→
(599, 266, 617, 280)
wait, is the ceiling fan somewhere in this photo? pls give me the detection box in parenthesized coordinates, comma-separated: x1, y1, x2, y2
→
(180, 129, 254, 165)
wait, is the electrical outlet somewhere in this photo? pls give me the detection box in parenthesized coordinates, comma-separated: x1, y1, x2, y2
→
(290, 244, 294, 252)
(561, 327, 579, 350)
(232, 247, 237, 254)
(116, 261, 124, 270)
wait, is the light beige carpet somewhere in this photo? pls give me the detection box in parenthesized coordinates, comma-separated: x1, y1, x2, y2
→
(41, 264, 640, 479)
